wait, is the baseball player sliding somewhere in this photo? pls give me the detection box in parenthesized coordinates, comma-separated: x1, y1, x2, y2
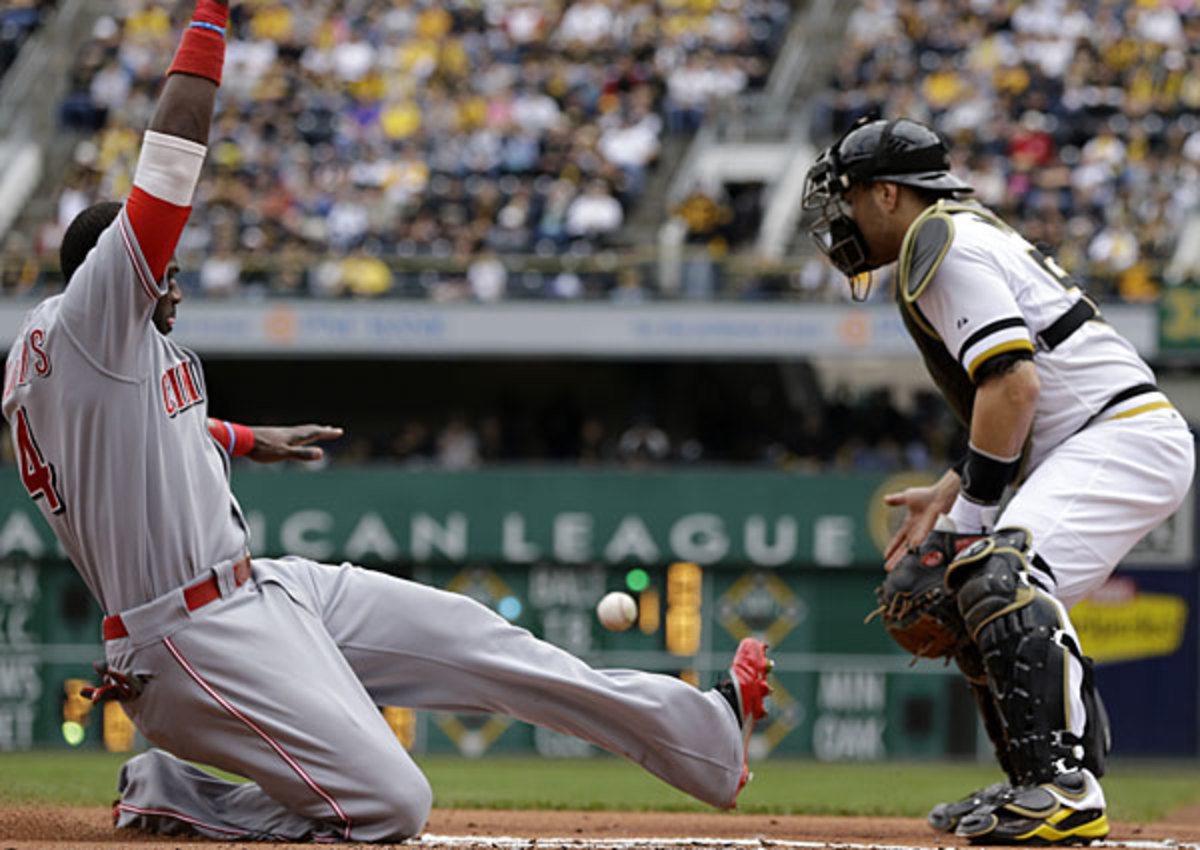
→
(1, 2, 771, 840)
(804, 117, 1194, 845)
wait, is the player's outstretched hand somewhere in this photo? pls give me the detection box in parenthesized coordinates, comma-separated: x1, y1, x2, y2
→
(248, 425, 344, 464)
(881, 469, 960, 571)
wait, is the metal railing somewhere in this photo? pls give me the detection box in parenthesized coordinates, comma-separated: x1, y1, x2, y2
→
(0, 247, 1159, 304)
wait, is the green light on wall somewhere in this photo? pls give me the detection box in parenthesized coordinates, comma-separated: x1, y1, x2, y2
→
(625, 568, 650, 593)
(62, 721, 85, 747)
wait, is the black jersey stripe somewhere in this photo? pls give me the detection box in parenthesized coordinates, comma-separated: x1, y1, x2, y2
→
(956, 316, 1028, 364)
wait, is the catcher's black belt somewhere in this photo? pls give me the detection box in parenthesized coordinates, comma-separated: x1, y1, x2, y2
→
(1036, 295, 1098, 351)
(1075, 382, 1161, 435)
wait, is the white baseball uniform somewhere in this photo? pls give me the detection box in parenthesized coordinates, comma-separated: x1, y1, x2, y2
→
(899, 201, 1195, 808)
(2, 150, 748, 841)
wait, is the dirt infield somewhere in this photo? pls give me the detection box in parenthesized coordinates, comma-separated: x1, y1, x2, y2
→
(2, 805, 1200, 849)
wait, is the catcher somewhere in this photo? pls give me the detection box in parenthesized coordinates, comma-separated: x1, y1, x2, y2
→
(805, 117, 1194, 845)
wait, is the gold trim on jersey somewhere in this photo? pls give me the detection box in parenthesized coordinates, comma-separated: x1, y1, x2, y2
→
(1104, 401, 1174, 422)
(966, 339, 1037, 382)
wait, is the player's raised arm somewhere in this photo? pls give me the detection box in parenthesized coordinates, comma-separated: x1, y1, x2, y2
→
(57, 0, 229, 372)
(127, 0, 228, 284)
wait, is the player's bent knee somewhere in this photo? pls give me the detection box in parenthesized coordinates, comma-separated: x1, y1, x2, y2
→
(356, 772, 433, 841)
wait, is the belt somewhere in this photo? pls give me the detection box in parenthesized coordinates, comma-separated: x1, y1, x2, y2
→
(1036, 296, 1099, 352)
(1072, 382, 1163, 437)
(102, 555, 252, 641)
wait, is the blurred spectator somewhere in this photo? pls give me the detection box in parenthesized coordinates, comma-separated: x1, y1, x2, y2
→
(566, 180, 624, 239)
(617, 416, 670, 465)
(549, 268, 583, 299)
(0, 0, 52, 79)
(578, 417, 613, 464)
(673, 187, 734, 248)
(1, 232, 38, 294)
(199, 246, 242, 298)
(468, 252, 507, 302)
(392, 421, 435, 464)
(610, 267, 650, 303)
(437, 415, 481, 470)
(340, 245, 394, 298)
(557, 0, 614, 47)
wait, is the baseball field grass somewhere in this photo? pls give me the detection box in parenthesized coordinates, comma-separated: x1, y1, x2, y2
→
(2, 752, 1198, 822)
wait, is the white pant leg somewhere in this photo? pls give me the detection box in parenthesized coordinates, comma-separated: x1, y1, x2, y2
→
(111, 573, 431, 842)
(997, 408, 1192, 804)
(266, 558, 745, 810)
(1001, 408, 1193, 609)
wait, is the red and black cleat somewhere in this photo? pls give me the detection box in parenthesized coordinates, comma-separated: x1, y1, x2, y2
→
(724, 637, 772, 805)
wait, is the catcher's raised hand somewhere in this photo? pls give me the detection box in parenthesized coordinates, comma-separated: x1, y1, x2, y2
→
(882, 468, 961, 570)
(248, 425, 344, 463)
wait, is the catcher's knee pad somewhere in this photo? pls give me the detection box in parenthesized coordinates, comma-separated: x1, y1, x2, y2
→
(943, 528, 1034, 641)
(944, 529, 1101, 785)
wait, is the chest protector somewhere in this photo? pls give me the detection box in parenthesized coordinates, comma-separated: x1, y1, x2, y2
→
(895, 202, 980, 426)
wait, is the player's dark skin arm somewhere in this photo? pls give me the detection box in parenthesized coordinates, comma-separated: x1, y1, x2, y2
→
(146, 0, 228, 145)
(248, 425, 344, 463)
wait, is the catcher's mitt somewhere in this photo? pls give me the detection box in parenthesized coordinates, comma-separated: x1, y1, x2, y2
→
(868, 529, 984, 659)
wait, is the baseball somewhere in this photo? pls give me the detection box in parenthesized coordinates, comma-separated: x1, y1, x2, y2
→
(596, 591, 638, 631)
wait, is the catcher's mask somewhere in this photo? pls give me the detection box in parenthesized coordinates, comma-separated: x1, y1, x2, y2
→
(802, 116, 974, 300)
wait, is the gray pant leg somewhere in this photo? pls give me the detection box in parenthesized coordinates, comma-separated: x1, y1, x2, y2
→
(110, 577, 432, 842)
(116, 749, 332, 841)
(284, 559, 744, 809)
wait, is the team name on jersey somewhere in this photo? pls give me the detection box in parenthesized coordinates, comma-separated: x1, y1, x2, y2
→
(161, 359, 203, 417)
(3, 328, 51, 403)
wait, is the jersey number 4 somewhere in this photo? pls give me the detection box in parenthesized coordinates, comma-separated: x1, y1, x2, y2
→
(15, 407, 64, 514)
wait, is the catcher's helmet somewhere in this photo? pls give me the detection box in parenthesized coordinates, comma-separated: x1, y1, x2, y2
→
(802, 117, 973, 297)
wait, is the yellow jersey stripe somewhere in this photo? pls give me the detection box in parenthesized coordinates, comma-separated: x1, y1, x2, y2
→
(1105, 401, 1174, 422)
(967, 339, 1036, 381)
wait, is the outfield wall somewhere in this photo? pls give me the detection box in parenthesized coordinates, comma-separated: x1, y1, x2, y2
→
(0, 468, 1194, 760)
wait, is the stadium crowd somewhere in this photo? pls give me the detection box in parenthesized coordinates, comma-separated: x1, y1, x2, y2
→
(10, 0, 790, 300)
(0, 0, 50, 78)
(811, 0, 1200, 303)
(5, 0, 1198, 304)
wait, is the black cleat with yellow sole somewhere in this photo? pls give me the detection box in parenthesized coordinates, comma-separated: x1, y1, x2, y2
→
(954, 773, 1109, 846)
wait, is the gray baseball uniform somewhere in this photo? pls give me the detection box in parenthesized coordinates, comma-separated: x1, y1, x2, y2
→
(3, 207, 748, 841)
(3, 207, 248, 614)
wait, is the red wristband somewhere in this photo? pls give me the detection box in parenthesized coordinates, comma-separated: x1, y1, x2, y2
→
(207, 418, 255, 457)
(229, 422, 255, 457)
(167, 0, 228, 86)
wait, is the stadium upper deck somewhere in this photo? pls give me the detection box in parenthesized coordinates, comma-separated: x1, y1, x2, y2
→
(2, 0, 1199, 304)
(811, 0, 1200, 304)
(6, 0, 790, 299)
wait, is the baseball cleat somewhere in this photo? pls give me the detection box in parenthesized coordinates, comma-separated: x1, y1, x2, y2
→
(954, 773, 1109, 845)
(928, 780, 1012, 832)
(721, 638, 771, 805)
